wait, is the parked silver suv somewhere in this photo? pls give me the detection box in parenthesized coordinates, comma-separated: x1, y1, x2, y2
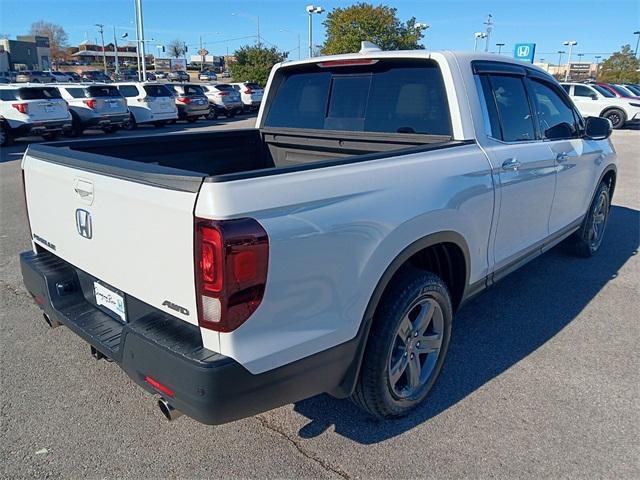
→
(15, 71, 56, 83)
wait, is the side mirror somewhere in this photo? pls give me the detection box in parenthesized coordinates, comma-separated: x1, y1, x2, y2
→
(544, 122, 574, 140)
(584, 116, 612, 140)
(590, 93, 598, 100)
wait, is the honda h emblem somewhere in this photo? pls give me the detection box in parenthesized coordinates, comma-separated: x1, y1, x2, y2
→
(75, 209, 92, 239)
(517, 45, 530, 57)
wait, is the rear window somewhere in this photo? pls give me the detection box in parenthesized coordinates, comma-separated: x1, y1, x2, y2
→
(246, 83, 262, 90)
(143, 84, 173, 97)
(87, 85, 121, 97)
(180, 85, 205, 96)
(65, 87, 86, 98)
(213, 84, 234, 91)
(264, 60, 452, 135)
(17, 87, 62, 100)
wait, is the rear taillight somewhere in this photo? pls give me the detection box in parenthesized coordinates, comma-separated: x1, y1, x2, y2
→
(194, 218, 269, 332)
(218, 91, 228, 97)
(82, 99, 97, 109)
(176, 96, 191, 104)
(244, 88, 252, 94)
(12, 103, 28, 114)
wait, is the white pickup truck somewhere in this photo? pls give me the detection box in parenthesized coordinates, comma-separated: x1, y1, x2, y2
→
(20, 46, 617, 425)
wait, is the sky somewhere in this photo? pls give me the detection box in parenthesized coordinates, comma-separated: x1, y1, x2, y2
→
(0, 0, 638, 63)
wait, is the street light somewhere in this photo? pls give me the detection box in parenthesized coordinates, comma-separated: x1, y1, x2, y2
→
(232, 13, 260, 47)
(563, 40, 577, 81)
(473, 32, 487, 52)
(306, 5, 324, 58)
(95, 24, 107, 74)
(496, 42, 505, 54)
(634, 30, 640, 58)
(280, 29, 301, 60)
(595, 55, 602, 79)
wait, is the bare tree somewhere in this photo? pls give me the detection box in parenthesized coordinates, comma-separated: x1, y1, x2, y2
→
(29, 20, 68, 61)
(167, 39, 187, 59)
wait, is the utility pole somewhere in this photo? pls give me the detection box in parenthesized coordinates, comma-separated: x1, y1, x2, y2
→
(112, 26, 119, 75)
(563, 40, 577, 81)
(483, 14, 493, 52)
(634, 30, 640, 58)
(135, 0, 147, 81)
(200, 35, 204, 72)
(95, 24, 107, 74)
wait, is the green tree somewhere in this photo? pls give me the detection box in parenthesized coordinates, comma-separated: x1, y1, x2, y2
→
(167, 39, 187, 59)
(597, 45, 640, 83)
(29, 20, 68, 61)
(228, 45, 287, 86)
(321, 3, 425, 55)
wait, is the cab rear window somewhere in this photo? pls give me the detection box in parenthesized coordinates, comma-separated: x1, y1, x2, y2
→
(17, 87, 62, 100)
(264, 59, 452, 136)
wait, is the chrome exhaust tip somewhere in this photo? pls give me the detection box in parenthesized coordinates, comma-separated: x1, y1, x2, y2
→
(158, 398, 183, 421)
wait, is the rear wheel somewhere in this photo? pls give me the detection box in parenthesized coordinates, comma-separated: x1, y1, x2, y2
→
(207, 107, 219, 120)
(603, 108, 626, 129)
(153, 121, 166, 128)
(0, 120, 12, 146)
(122, 113, 137, 130)
(567, 181, 611, 257)
(352, 268, 452, 418)
(225, 109, 236, 118)
(65, 112, 83, 138)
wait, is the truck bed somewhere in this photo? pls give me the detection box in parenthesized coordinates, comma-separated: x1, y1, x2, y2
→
(25, 128, 458, 191)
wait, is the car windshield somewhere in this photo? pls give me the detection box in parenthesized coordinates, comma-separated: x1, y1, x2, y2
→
(143, 84, 173, 97)
(17, 87, 62, 100)
(610, 84, 633, 97)
(87, 85, 121, 97)
(592, 85, 615, 98)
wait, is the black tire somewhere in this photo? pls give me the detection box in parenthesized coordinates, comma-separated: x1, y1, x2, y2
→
(41, 131, 60, 141)
(122, 113, 137, 130)
(152, 121, 166, 128)
(225, 109, 236, 118)
(0, 120, 12, 147)
(65, 112, 84, 138)
(207, 107, 219, 120)
(352, 268, 452, 418)
(186, 116, 198, 123)
(567, 181, 611, 257)
(602, 108, 626, 130)
(102, 125, 119, 134)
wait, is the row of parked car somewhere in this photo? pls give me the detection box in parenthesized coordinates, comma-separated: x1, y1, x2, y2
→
(0, 81, 264, 146)
(560, 81, 640, 129)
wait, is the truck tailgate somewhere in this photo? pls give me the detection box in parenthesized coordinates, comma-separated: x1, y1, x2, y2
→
(22, 146, 204, 326)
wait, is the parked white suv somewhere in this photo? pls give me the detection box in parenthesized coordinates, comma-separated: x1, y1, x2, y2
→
(55, 83, 129, 136)
(114, 82, 178, 129)
(201, 84, 243, 118)
(561, 82, 640, 129)
(230, 82, 263, 111)
(0, 84, 71, 145)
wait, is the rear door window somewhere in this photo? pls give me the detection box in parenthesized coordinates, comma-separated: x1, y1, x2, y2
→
(264, 60, 452, 135)
(528, 78, 579, 139)
(65, 87, 86, 99)
(144, 84, 173, 97)
(118, 85, 140, 97)
(181, 85, 205, 96)
(0, 89, 17, 101)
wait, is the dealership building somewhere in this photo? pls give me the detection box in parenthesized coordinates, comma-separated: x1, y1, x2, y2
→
(68, 40, 152, 67)
(0, 35, 51, 70)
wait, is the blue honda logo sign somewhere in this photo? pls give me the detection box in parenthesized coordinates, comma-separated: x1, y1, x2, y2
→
(513, 43, 536, 63)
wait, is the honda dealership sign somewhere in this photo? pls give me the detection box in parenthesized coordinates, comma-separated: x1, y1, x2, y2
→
(513, 43, 536, 63)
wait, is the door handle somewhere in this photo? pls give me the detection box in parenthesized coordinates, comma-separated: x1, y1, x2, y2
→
(501, 158, 521, 171)
(556, 152, 570, 163)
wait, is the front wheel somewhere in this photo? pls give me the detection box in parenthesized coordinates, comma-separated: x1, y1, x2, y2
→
(567, 181, 611, 257)
(207, 107, 219, 120)
(122, 113, 137, 130)
(352, 269, 452, 418)
(603, 108, 626, 129)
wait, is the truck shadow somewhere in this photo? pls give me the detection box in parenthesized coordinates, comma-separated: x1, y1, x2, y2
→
(292, 205, 639, 444)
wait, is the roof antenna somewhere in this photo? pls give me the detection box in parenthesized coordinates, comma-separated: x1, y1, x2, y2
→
(360, 41, 382, 54)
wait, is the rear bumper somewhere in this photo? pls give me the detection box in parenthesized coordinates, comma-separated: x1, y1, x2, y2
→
(82, 113, 129, 128)
(10, 119, 72, 137)
(20, 249, 365, 425)
(177, 104, 209, 118)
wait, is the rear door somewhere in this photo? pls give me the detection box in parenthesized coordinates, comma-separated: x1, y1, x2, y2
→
(570, 84, 606, 117)
(22, 149, 204, 326)
(18, 87, 69, 120)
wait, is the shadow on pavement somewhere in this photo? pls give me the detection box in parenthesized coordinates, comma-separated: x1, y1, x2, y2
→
(292, 205, 639, 444)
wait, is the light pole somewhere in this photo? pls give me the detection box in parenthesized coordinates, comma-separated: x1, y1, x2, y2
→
(95, 24, 107, 73)
(563, 40, 577, 81)
(557, 50, 565, 73)
(496, 42, 505, 54)
(112, 26, 120, 75)
(280, 29, 301, 60)
(577, 53, 584, 63)
(474, 32, 487, 52)
(594, 55, 601, 79)
(306, 5, 324, 58)
(134, 0, 147, 81)
(232, 13, 260, 47)
(634, 30, 640, 58)
(483, 14, 494, 52)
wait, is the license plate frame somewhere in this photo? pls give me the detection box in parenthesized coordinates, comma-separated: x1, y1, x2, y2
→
(93, 281, 127, 322)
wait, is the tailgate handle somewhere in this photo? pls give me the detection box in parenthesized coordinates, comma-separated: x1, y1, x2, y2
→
(74, 179, 94, 205)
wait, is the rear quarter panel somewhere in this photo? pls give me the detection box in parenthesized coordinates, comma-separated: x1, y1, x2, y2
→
(195, 143, 494, 373)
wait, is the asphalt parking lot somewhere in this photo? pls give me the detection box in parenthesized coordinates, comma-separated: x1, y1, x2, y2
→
(1, 124, 638, 479)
